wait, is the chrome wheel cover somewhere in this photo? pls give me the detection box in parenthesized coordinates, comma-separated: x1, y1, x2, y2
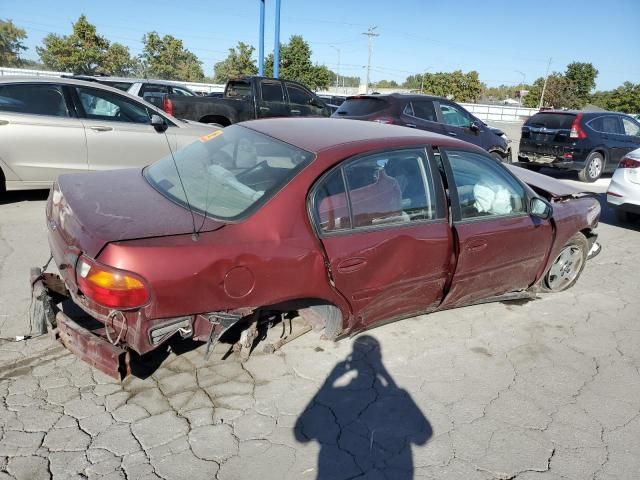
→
(588, 156, 602, 179)
(546, 245, 584, 291)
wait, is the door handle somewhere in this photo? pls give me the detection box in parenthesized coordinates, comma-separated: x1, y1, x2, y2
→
(89, 125, 113, 132)
(337, 257, 367, 273)
(259, 106, 270, 112)
(290, 109, 301, 114)
(467, 240, 487, 252)
(0, 119, 8, 126)
(405, 123, 417, 128)
(447, 131, 458, 137)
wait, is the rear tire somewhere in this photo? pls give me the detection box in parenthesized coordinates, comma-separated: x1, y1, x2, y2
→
(578, 152, 604, 182)
(541, 233, 588, 293)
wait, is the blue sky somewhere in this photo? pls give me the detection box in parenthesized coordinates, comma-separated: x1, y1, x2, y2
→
(3, 0, 639, 90)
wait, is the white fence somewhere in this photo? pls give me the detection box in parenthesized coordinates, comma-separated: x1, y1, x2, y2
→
(460, 103, 537, 122)
(0, 67, 225, 94)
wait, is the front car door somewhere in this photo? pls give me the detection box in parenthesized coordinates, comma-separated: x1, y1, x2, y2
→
(621, 116, 640, 158)
(438, 149, 554, 309)
(0, 82, 87, 188)
(284, 81, 328, 117)
(71, 85, 173, 170)
(436, 101, 482, 147)
(310, 147, 452, 331)
(257, 80, 289, 118)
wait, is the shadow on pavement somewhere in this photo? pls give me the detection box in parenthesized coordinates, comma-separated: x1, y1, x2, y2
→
(0, 189, 49, 205)
(295, 335, 431, 479)
(591, 192, 640, 232)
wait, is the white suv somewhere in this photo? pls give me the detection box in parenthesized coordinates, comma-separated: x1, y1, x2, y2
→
(607, 148, 640, 222)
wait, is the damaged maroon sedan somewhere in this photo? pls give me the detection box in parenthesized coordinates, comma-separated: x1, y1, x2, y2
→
(32, 118, 601, 379)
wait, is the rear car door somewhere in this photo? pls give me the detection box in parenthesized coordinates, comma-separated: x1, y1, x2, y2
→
(310, 147, 452, 330)
(0, 83, 87, 186)
(257, 80, 289, 118)
(591, 115, 627, 165)
(400, 99, 445, 134)
(438, 149, 553, 309)
(72, 85, 173, 170)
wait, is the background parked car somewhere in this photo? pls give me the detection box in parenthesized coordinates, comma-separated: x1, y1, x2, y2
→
(607, 148, 640, 222)
(332, 94, 511, 162)
(517, 110, 640, 182)
(0, 77, 216, 192)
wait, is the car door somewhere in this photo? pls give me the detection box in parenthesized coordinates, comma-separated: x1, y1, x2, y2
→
(310, 147, 452, 331)
(256, 80, 289, 119)
(595, 115, 627, 166)
(436, 101, 482, 147)
(621, 117, 640, 156)
(400, 99, 445, 134)
(72, 85, 173, 170)
(0, 83, 87, 186)
(284, 81, 328, 117)
(437, 149, 553, 309)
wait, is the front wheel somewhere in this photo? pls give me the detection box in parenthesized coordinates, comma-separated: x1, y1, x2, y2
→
(541, 233, 588, 292)
(578, 152, 604, 182)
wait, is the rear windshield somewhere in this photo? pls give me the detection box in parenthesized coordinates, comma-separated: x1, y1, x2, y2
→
(526, 113, 576, 130)
(144, 125, 314, 220)
(334, 97, 389, 116)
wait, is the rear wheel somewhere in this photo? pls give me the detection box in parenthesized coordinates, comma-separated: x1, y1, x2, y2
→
(578, 152, 604, 182)
(541, 233, 588, 292)
(490, 151, 504, 163)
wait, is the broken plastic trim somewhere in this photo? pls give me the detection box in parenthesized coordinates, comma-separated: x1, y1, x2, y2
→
(148, 316, 193, 345)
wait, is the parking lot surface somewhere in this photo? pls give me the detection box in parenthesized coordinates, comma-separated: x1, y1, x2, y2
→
(1, 165, 639, 479)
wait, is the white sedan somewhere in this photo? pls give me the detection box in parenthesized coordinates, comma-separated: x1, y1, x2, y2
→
(607, 148, 640, 222)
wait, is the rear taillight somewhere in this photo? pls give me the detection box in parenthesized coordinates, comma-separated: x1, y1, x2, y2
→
(619, 157, 640, 169)
(569, 114, 587, 139)
(76, 256, 150, 309)
(163, 97, 173, 115)
(372, 116, 394, 124)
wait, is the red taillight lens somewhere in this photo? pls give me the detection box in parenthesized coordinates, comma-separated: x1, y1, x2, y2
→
(163, 97, 173, 115)
(569, 114, 587, 139)
(372, 116, 394, 124)
(619, 157, 640, 169)
(76, 256, 150, 309)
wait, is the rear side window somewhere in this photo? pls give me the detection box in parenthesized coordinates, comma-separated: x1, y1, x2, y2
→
(0, 84, 70, 117)
(261, 82, 285, 103)
(589, 116, 623, 134)
(405, 100, 437, 122)
(526, 113, 575, 130)
(334, 97, 388, 116)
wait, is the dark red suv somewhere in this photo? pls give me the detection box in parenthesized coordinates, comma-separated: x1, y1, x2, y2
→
(332, 94, 511, 162)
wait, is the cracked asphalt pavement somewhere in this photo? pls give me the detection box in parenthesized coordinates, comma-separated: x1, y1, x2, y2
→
(1, 163, 639, 479)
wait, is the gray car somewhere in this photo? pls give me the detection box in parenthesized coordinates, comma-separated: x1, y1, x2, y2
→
(0, 77, 217, 192)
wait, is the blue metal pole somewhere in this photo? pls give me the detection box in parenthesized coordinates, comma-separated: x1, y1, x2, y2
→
(258, 0, 265, 76)
(273, 0, 281, 78)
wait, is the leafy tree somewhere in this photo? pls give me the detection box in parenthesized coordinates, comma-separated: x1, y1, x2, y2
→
(591, 82, 640, 113)
(265, 35, 332, 90)
(37, 15, 136, 75)
(213, 42, 257, 83)
(409, 70, 482, 102)
(523, 73, 580, 109)
(373, 79, 399, 88)
(140, 32, 204, 81)
(482, 84, 520, 101)
(0, 19, 27, 67)
(327, 71, 360, 88)
(565, 62, 598, 107)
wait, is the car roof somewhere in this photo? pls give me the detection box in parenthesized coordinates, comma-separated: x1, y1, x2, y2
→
(241, 117, 483, 153)
(345, 93, 448, 102)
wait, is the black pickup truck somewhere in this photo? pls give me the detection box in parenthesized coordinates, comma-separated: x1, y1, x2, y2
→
(156, 76, 331, 126)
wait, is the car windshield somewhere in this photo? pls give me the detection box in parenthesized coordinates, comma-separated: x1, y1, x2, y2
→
(144, 125, 314, 220)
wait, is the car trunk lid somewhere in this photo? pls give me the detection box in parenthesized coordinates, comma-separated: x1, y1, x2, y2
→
(49, 169, 224, 258)
(507, 164, 586, 199)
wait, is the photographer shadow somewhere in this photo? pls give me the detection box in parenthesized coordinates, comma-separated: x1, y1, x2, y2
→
(295, 335, 432, 479)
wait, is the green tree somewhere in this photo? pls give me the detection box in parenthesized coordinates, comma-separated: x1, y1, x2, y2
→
(523, 73, 580, 109)
(265, 35, 332, 90)
(0, 19, 27, 67)
(565, 62, 598, 107)
(37, 15, 136, 75)
(411, 70, 482, 102)
(591, 82, 640, 113)
(140, 32, 204, 81)
(213, 42, 257, 83)
(482, 84, 520, 101)
(373, 79, 398, 88)
(328, 72, 359, 88)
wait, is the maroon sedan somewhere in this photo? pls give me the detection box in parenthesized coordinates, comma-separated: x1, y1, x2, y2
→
(33, 118, 601, 378)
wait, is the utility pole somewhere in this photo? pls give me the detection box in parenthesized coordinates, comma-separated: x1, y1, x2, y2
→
(362, 26, 378, 94)
(331, 46, 341, 94)
(515, 70, 525, 106)
(538, 57, 552, 109)
(273, 0, 282, 78)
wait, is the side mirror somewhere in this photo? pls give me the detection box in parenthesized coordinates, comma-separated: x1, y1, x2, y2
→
(469, 121, 481, 133)
(151, 114, 168, 133)
(309, 97, 323, 108)
(530, 197, 553, 220)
